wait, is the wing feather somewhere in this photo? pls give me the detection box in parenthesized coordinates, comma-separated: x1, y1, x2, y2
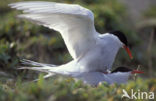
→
(9, 1, 98, 59)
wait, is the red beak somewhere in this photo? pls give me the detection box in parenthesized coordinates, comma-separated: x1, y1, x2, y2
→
(123, 45, 133, 59)
(131, 70, 144, 74)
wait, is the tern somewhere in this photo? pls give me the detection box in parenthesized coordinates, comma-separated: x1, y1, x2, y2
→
(75, 66, 144, 86)
(9, 1, 133, 78)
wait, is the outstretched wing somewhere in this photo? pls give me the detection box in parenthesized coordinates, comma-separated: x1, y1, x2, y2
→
(9, 1, 98, 59)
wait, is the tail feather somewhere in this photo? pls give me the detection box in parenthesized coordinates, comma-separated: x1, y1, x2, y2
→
(19, 59, 77, 80)
(19, 66, 54, 73)
(20, 59, 56, 67)
(19, 59, 59, 80)
(33, 73, 55, 82)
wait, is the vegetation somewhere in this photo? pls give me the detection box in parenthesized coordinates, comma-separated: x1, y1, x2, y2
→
(0, 0, 155, 101)
(0, 76, 156, 101)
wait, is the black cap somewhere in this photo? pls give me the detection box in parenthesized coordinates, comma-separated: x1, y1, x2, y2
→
(110, 31, 128, 46)
(111, 66, 132, 73)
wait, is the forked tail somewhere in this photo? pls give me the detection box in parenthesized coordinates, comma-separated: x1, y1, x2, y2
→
(20, 59, 77, 79)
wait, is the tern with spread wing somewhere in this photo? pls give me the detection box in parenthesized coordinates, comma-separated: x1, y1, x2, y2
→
(9, 1, 133, 84)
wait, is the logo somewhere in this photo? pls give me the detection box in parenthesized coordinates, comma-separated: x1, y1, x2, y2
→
(122, 89, 154, 99)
